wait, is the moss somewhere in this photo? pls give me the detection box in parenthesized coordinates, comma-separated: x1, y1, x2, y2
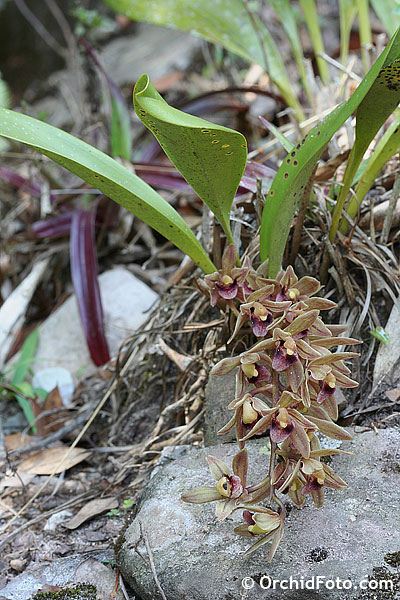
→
(354, 566, 400, 600)
(31, 584, 97, 600)
(384, 551, 400, 568)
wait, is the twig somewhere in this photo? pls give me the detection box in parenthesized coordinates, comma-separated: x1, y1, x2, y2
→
(0, 490, 95, 551)
(138, 522, 168, 600)
(13, 0, 67, 58)
(380, 173, 400, 245)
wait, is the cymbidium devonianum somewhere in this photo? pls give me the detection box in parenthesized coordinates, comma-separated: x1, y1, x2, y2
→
(182, 245, 360, 560)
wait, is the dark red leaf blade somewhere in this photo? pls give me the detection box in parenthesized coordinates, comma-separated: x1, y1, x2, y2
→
(70, 208, 110, 366)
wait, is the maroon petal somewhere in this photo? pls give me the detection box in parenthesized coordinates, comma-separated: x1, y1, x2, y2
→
(270, 418, 294, 443)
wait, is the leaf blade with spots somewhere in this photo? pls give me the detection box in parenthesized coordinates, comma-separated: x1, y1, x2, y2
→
(332, 52, 400, 237)
(260, 27, 400, 277)
(133, 74, 248, 244)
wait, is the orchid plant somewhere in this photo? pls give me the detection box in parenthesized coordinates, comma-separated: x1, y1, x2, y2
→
(2, 24, 400, 558)
(182, 247, 359, 558)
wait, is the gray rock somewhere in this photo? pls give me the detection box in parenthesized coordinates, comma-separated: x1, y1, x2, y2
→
(117, 429, 400, 600)
(0, 553, 114, 600)
(203, 371, 237, 446)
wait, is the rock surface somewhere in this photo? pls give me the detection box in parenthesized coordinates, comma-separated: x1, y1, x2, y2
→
(203, 371, 237, 446)
(117, 429, 400, 600)
(0, 553, 118, 600)
(18, 267, 158, 383)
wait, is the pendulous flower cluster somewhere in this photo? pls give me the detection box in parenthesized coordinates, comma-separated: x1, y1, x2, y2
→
(182, 245, 360, 559)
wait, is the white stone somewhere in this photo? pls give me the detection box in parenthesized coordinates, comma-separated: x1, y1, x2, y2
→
(32, 367, 74, 405)
(26, 267, 158, 383)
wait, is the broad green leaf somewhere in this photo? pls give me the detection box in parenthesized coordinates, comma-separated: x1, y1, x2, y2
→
(260, 27, 400, 277)
(269, 0, 311, 104)
(133, 74, 247, 245)
(103, 0, 305, 120)
(331, 41, 400, 238)
(353, 109, 400, 207)
(0, 108, 216, 274)
(299, 0, 330, 83)
(370, 0, 400, 37)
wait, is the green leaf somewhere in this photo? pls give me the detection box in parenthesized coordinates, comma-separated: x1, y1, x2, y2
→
(370, 327, 390, 344)
(339, 0, 357, 65)
(10, 329, 38, 432)
(353, 109, 400, 206)
(370, 0, 400, 37)
(331, 42, 400, 238)
(299, 0, 330, 83)
(0, 108, 215, 274)
(260, 26, 400, 277)
(111, 94, 131, 160)
(133, 74, 247, 245)
(103, 0, 305, 120)
(268, 0, 311, 104)
(11, 329, 38, 386)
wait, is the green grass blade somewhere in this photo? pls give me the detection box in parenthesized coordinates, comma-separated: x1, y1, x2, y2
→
(370, 0, 400, 37)
(339, 0, 357, 65)
(103, 0, 304, 121)
(330, 51, 400, 238)
(299, 0, 331, 83)
(8, 330, 39, 431)
(0, 108, 215, 274)
(133, 74, 247, 245)
(269, 0, 312, 104)
(11, 329, 38, 386)
(356, 0, 373, 72)
(353, 109, 400, 207)
(260, 27, 400, 278)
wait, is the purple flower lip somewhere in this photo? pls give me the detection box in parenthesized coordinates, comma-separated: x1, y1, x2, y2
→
(301, 476, 323, 495)
(215, 281, 239, 299)
(246, 364, 271, 384)
(243, 510, 255, 525)
(250, 309, 273, 337)
(272, 343, 298, 371)
(270, 417, 294, 443)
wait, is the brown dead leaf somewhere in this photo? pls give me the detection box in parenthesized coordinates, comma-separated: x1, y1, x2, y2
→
(385, 388, 400, 402)
(315, 150, 351, 182)
(30, 386, 67, 436)
(18, 446, 91, 475)
(5, 432, 34, 451)
(0, 471, 36, 493)
(65, 497, 118, 529)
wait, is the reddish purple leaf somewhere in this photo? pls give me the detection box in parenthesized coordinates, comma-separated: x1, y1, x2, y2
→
(0, 166, 56, 202)
(70, 209, 110, 366)
(32, 212, 74, 238)
(133, 163, 192, 192)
